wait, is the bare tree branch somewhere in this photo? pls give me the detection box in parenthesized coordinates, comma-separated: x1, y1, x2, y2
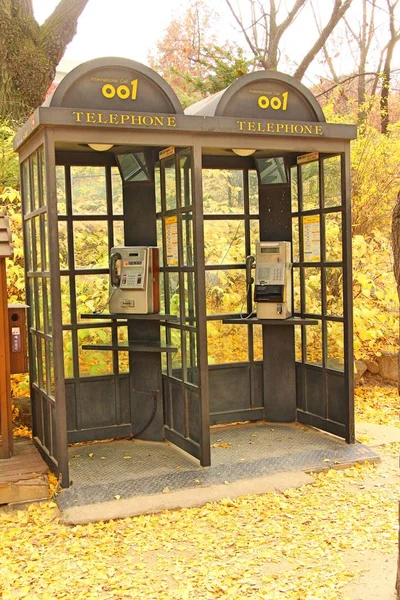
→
(311, 0, 339, 82)
(293, 0, 354, 81)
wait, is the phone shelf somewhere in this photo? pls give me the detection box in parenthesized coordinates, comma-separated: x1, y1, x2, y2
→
(82, 341, 177, 353)
(80, 313, 179, 321)
(80, 313, 178, 353)
(222, 317, 318, 326)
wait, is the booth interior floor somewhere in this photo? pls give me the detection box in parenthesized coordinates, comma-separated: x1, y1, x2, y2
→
(57, 422, 379, 510)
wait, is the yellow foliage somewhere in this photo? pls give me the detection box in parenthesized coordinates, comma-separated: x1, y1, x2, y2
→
(0, 459, 397, 599)
(355, 379, 400, 427)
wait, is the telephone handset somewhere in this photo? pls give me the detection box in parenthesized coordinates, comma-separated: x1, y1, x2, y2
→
(110, 251, 122, 288)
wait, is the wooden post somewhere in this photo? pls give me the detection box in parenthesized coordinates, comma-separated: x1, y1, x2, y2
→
(0, 214, 13, 459)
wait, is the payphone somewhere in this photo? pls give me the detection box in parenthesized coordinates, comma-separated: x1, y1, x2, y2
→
(247, 241, 292, 319)
(109, 246, 160, 314)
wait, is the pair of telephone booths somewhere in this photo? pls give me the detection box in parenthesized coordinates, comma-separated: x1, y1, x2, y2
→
(14, 58, 356, 487)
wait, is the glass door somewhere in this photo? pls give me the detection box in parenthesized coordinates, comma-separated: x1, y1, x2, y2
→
(291, 154, 354, 442)
(156, 148, 210, 464)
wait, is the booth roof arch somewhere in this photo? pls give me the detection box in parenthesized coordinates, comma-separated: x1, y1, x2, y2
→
(48, 56, 184, 115)
(185, 71, 326, 123)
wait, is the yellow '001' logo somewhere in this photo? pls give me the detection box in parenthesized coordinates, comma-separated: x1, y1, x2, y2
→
(258, 91, 288, 111)
(102, 79, 138, 100)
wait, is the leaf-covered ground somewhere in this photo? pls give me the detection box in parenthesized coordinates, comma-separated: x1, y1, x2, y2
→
(355, 376, 400, 427)
(1, 381, 399, 600)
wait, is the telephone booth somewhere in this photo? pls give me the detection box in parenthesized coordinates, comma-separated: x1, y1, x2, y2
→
(14, 58, 356, 487)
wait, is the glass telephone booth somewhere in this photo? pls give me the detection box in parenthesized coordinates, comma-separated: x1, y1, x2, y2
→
(14, 58, 356, 486)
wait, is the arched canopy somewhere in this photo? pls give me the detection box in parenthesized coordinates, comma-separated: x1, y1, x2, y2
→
(185, 71, 325, 123)
(49, 57, 183, 115)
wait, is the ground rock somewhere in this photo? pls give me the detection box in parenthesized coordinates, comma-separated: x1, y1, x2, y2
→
(355, 360, 368, 383)
(12, 396, 31, 427)
(376, 352, 398, 383)
(366, 360, 380, 375)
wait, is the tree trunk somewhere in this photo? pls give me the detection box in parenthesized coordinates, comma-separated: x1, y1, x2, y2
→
(0, 0, 89, 123)
(391, 191, 400, 599)
(380, 0, 400, 135)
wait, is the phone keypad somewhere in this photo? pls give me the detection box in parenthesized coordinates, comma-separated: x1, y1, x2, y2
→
(272, 268, 283, 282)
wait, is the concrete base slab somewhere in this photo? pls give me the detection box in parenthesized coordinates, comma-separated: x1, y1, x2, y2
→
(61, 471, 315, 525)
(57, 422, 380, 523)
(356, 422, 400, 446)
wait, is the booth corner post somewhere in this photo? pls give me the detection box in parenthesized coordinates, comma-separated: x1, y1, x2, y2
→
(0, 213, 14, 459)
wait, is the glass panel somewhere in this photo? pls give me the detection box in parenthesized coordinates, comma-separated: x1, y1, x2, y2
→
(324, 156, 342, 208)
(325, 212, 342, 262)
(25, 219, 32, 271)
(60, 276, 71, 325)
(45, 277, 52, 334)
(161, 327, 167, 373)
(111, 166, 123, 214)
(113, 220, 125, 247)
(327, 321, 344, 371)
(293, 267, 301, 313)
(73, 221, 109, 269)
(180, 151, 192, 207)
(167, 272, 180, 318)
(29, 333, 37, 385)
(257, 157, 287, 184)
(164, 158, 177, 212)
(301, 161, 319, 211)
(48, 342, 55, 398)
(33, 217, 41, 272)
(171, 328, 183, 377)
(294, 325, 302, 361)
(291, 166, 298, 212)
(204, 220, 245, 265)
(155, 164, 162, 213)
(182, 212, 194, 266)
(305, 320, 322, 366)
(207, 322, 248, 364)
(117, 326, 129, 374)
(249, 170, 259, 214)
(185, 330, 198, 385)
(250, 220, 260, 258)
(71, 166, 107, 215)
(40, 147, 46, 208)
(302, 215, 321, 262)
(159, 272, 165, 314)
(203, 169, 244, 214)
(45, 340, 52, 396)
(32, 152, 39, 212)
(43, 212, 49, 270)
(156, 219, 164, 268)
(292, 217, 300, 262)
(40, 337, 47, 391)
(36, 278, 44, 331)
(117, 152, 150, 182)
(27, 279, 35, 330)
(75, 274, 110, 321)
(63, 331, 74, 378)
(78, 328, 113, 377)
(22, 160, 31, 214)
(326, 267, 343, 317)
(184, 271, 196, 324)
(56, 165, 66, 215)
(206, 269, 246, 315)
(304, 267, 322, 314)
(253, 325, 263, 361)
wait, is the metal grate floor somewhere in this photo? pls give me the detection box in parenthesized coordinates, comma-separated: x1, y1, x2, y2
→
(58, 422, 379, 510)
